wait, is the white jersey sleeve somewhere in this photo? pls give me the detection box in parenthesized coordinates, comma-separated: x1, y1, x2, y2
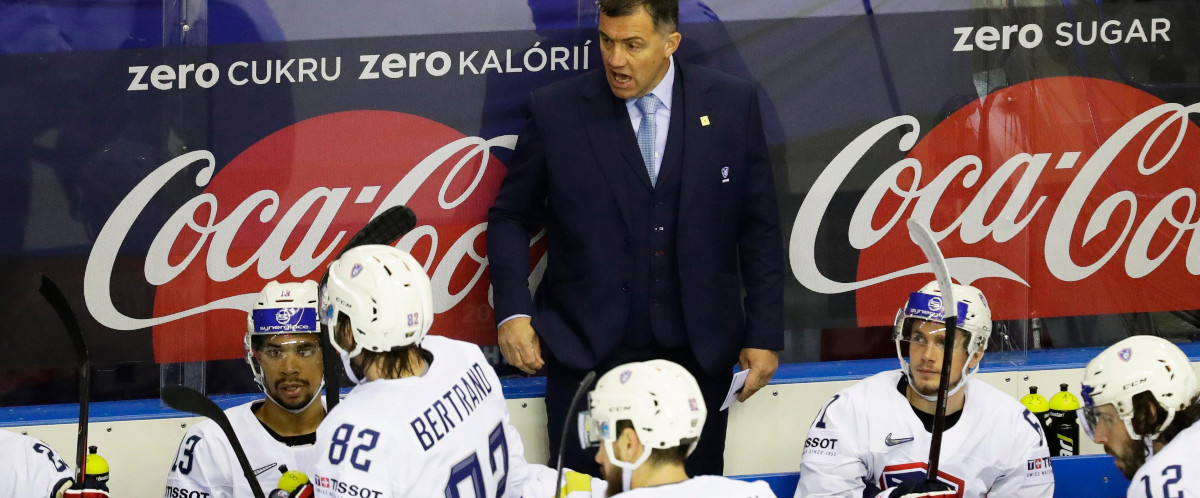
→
(1126, 422, 1200, 498)
(0, 429, 73, 498)
(985, 416, 1053, 498)
(795, 389, 870, 497)
(164, 420, 236, 498)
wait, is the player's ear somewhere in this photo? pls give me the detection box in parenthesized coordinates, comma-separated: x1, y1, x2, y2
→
(664, 31, 681, 57)
(617, 426, 640, 461)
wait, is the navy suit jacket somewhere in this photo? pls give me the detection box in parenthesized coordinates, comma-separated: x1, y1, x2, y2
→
(486, 62, 784, 375)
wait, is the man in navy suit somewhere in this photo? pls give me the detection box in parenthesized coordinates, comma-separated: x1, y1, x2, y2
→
(487, 0, 783, 476)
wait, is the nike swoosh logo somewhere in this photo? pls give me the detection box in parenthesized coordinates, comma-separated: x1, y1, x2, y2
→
(253, 462, 279, 476)
(885, 433, 914, 446)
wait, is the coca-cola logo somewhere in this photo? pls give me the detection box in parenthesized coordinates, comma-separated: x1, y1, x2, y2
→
(84, 110, 527, 362)
(792, 76, 1200, 326)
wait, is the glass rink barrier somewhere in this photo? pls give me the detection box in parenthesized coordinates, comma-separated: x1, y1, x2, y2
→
(1, 0, 1199, 496)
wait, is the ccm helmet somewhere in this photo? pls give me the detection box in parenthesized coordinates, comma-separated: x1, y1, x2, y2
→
(1080, 335, 1198, 441)
(320, 245, 434, 359)
(579, 360, 706, 476)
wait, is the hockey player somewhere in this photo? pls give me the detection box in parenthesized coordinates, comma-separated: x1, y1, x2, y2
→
(579, 359, 776, 497)
(1079, 335, 1200, 496)
(0, 429, 110, 497)
(1, 429, 72, 497)
(795, 281, 1054, 497)
(164, 280, 326, 497)
(310, 244, 598, 498)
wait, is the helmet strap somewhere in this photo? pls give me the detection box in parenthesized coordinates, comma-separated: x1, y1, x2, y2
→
(264, 379, 327, 414)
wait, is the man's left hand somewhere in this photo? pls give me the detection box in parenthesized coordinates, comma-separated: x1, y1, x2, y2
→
(736, 348, 778, 402)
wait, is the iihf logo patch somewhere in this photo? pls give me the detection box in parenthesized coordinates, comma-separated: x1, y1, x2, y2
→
(1119, 348, 1132, 362)
(620, 370, 632, 384)
(351, 263, 363, 278)
(721, 166, 730, 183)
(689, 399, 699, 411)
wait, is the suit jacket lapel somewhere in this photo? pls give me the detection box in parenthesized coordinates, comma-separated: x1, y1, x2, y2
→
(678, 64, 714, 221)
(580, 75, 637, 233)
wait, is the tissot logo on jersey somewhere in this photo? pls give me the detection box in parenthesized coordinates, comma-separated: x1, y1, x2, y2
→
(314, 474, 383, 498)
(165, 486, 211, 498)
(410, 362, 494, 451)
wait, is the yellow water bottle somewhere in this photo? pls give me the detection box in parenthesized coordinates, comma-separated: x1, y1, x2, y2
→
(1021, 386, 1056, 453)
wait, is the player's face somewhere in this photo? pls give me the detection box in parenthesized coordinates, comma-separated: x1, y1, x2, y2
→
(256, 333, 323, 410)
(598, 7, 680, 100)
(1088, 403, 1145, 479)
(905, 320, 980, 397)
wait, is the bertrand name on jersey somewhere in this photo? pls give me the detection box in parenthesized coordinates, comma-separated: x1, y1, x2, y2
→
(410, 362, 495, 451)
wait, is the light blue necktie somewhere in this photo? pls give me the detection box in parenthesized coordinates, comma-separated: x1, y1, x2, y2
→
(635, 94, 660, 187)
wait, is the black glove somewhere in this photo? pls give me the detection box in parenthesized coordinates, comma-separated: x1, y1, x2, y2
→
(890, 479, 955, 498)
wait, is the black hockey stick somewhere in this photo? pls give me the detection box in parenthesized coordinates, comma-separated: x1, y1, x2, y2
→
(39, 276, 90, 486)
(161, 385, 266, 498)
(905, 219, 959, 483)
(319, 205, 419, 411)
(555, 371, 596, 498)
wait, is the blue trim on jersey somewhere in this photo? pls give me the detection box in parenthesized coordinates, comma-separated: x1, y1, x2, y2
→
(3, 344, 1197, 426)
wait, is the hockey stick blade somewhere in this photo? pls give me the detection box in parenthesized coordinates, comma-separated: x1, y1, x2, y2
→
(320, 205, 419, 411)
(905, 219, 958, 483)
(39, 276, 90, 485)
(161, 385, 267, 498)
(555, 371, 596, 498)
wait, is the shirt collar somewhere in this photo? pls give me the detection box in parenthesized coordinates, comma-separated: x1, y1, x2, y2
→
(627, 55, 675, 111)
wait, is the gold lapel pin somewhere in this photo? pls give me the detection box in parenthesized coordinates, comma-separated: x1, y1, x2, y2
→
(700, 116, 710, 127)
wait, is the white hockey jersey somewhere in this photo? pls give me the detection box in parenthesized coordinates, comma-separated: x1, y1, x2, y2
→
(613, 475, 776, 498)
(796, 370, 1054, 498)
(0, 429, 73, 498)
(310, 335, 564, 498)
(164, 400, 321, 498)
(1127, 420, 1200, 498)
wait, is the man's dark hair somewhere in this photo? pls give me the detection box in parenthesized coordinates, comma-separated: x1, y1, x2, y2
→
(337, 314, 431, 378)
(615, 420, 691, 466)
(599, 0, 678, 33)
(1154, 393, 1200, 443)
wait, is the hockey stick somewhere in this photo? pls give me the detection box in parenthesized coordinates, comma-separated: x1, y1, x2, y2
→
(38, 276, 90, 486)
(555, 371, 596, 498)
(319, 205, 419, 411)
(905, 219, 958, 483)
(161, 385, 266, 498)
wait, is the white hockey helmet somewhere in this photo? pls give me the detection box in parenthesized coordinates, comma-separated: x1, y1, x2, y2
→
(892, 280, 992, 400)
(1079, 335, 1198, 441)
(320, 245, 434, 359)
(579, 360, 706, 473)
(244, 280, 323, 411)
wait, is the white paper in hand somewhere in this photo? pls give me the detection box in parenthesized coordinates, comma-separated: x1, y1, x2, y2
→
(720, 369, 750, 411)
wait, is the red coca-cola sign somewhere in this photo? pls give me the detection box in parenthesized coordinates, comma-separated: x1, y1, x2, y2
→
(84, 111, 521, 362)
(792, 77, 1200, 325)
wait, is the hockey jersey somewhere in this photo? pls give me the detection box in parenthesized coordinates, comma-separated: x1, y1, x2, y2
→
(164, 401, 321, 498)
(795, 370, 1054, 498)
(0, 429, 73, 498)
(1127, 420, 1200, 497)
(310, 335, 567, 498)
(613, 475, 776, 497)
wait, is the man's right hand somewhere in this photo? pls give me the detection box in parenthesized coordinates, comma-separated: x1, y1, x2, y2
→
(498, 316, 544, 374)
